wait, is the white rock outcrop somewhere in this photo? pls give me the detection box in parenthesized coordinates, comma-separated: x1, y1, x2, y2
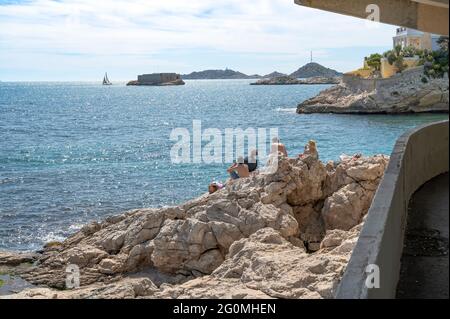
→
(297, 68, 449, 114)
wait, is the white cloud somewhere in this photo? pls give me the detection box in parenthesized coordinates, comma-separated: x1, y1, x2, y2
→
(0, 0, 396, 80)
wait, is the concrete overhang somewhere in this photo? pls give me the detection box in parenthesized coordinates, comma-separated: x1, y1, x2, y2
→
(294, 0, 449, 36)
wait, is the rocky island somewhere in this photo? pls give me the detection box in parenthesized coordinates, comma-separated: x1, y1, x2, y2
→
(262, 71, 287, 78)
(251, 76, 341, 85)
(250, 63, 343, 85)
(127, 73, 185, 86)
(181, 63, 342, 80)
(290, 62, 343, 78)
(297, 67, 449, 114)
(0, 142, 389, 299)
(182, 69, 261, 80)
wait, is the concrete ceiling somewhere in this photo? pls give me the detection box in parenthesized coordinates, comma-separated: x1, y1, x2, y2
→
(294, 0, 449, 36)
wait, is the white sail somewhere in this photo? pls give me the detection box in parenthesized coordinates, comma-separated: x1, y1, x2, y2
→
(103, 72, 112, 85)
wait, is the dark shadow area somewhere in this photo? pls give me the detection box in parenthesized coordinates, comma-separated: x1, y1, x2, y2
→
(396, 173, 449, 299)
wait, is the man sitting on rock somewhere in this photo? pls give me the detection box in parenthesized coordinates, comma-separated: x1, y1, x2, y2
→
(299, 140, 318, 158)
(227, 156, 250, 180)
(244, 149, 258, 173)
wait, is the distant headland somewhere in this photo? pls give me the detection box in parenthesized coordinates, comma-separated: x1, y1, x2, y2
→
(251, 76, 341, 85)
(290, 62, 342, 78)
(181, 69, 261, 80)
(122, 63, 342, 85)
(181, 63, 342, 80)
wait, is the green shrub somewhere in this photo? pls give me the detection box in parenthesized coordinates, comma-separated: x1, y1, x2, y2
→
(369, 41, 448, 78)
(402, 46, 420, 58)
(423, 47, 449, 79)
(365, 53, 383, 71)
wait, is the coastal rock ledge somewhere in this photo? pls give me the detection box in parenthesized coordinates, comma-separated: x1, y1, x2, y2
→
(1, 144, 389, 299)
(297, 67, 449, 114)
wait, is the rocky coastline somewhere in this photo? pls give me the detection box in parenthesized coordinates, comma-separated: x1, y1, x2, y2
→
(0, 142, 389, 299)
(251, 76, 341, 86)
(297, 68, 449, 114)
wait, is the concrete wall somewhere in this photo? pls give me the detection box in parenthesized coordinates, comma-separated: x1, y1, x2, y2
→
(343, 66, 424, 91)
(377, 66, 424, 89)
(342, 74, 377, 91)
(345, 68, 374, 79)
(336, 120, 449, 299)
(294, 0, 449, 36)
(380, 57, 421, 78)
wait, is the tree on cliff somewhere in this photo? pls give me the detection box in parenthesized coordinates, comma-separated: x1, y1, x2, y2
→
(365, 53, 383, 71)
(422, 36, 449, 80)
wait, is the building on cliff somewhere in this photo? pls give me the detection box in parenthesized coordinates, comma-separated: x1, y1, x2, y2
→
(379, 27, 442, 78)
(393, 27, 441, 51)
(328, 0, 447, 79)
(346, 26, 444, 79)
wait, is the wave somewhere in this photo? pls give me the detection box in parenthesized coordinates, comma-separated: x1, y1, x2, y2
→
(39, 232, 66, 244)
(275, 107, 297, 113)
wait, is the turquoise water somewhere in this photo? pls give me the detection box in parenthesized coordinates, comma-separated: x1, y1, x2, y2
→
(0, 80, 447, 251)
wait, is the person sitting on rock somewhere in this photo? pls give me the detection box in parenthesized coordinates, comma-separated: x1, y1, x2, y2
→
(208, 182, 224, 194)
(299, 140, 318, 160)
(244, 149, 258, 173)
(227, 156, 250, 180)
(298, 140, 320, 168)
(271, 137, 288, 157)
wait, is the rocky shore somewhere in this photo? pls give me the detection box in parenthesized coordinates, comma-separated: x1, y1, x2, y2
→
(251, 76, 341, 86)
(297, 68, 449, 114)
(0, 143, 389, 299)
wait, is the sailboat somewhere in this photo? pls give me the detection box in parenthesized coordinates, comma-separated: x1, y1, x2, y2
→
(102, 72, 112, 85)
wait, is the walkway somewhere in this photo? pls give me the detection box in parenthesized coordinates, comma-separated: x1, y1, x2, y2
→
(396, 173, 449, 299)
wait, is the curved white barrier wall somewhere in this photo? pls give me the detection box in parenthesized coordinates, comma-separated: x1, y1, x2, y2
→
(336, 120, 449, 299)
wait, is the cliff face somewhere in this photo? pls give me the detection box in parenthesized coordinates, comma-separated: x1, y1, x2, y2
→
(1, 143, 389, 299)
(297, 68, 449, 114)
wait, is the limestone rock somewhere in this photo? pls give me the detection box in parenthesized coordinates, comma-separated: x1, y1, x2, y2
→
(0, 142, 389, 299)
(2, 278, 157, 299)
(0, 251, 38, 266)
(152, 277, 273, 299)
(297, 67, 449, 114)
(210, 228, 351, 299)
(322, 183, 374, 231)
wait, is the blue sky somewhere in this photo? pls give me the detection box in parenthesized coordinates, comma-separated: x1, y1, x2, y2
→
(0, 0, 396, 81)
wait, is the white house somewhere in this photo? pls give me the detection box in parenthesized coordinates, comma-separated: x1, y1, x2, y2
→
(393, 27, 441, 51)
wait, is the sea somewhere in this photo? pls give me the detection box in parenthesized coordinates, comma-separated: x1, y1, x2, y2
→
(0, 80, 447, 251)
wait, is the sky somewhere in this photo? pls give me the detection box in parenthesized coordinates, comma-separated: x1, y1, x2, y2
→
(0, 0, 397, 81)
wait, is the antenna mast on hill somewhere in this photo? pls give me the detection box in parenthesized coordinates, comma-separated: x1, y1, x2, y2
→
(310, 51, 313, 63)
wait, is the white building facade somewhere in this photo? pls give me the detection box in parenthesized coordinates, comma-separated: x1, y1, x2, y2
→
(393, 27, 441, 51)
